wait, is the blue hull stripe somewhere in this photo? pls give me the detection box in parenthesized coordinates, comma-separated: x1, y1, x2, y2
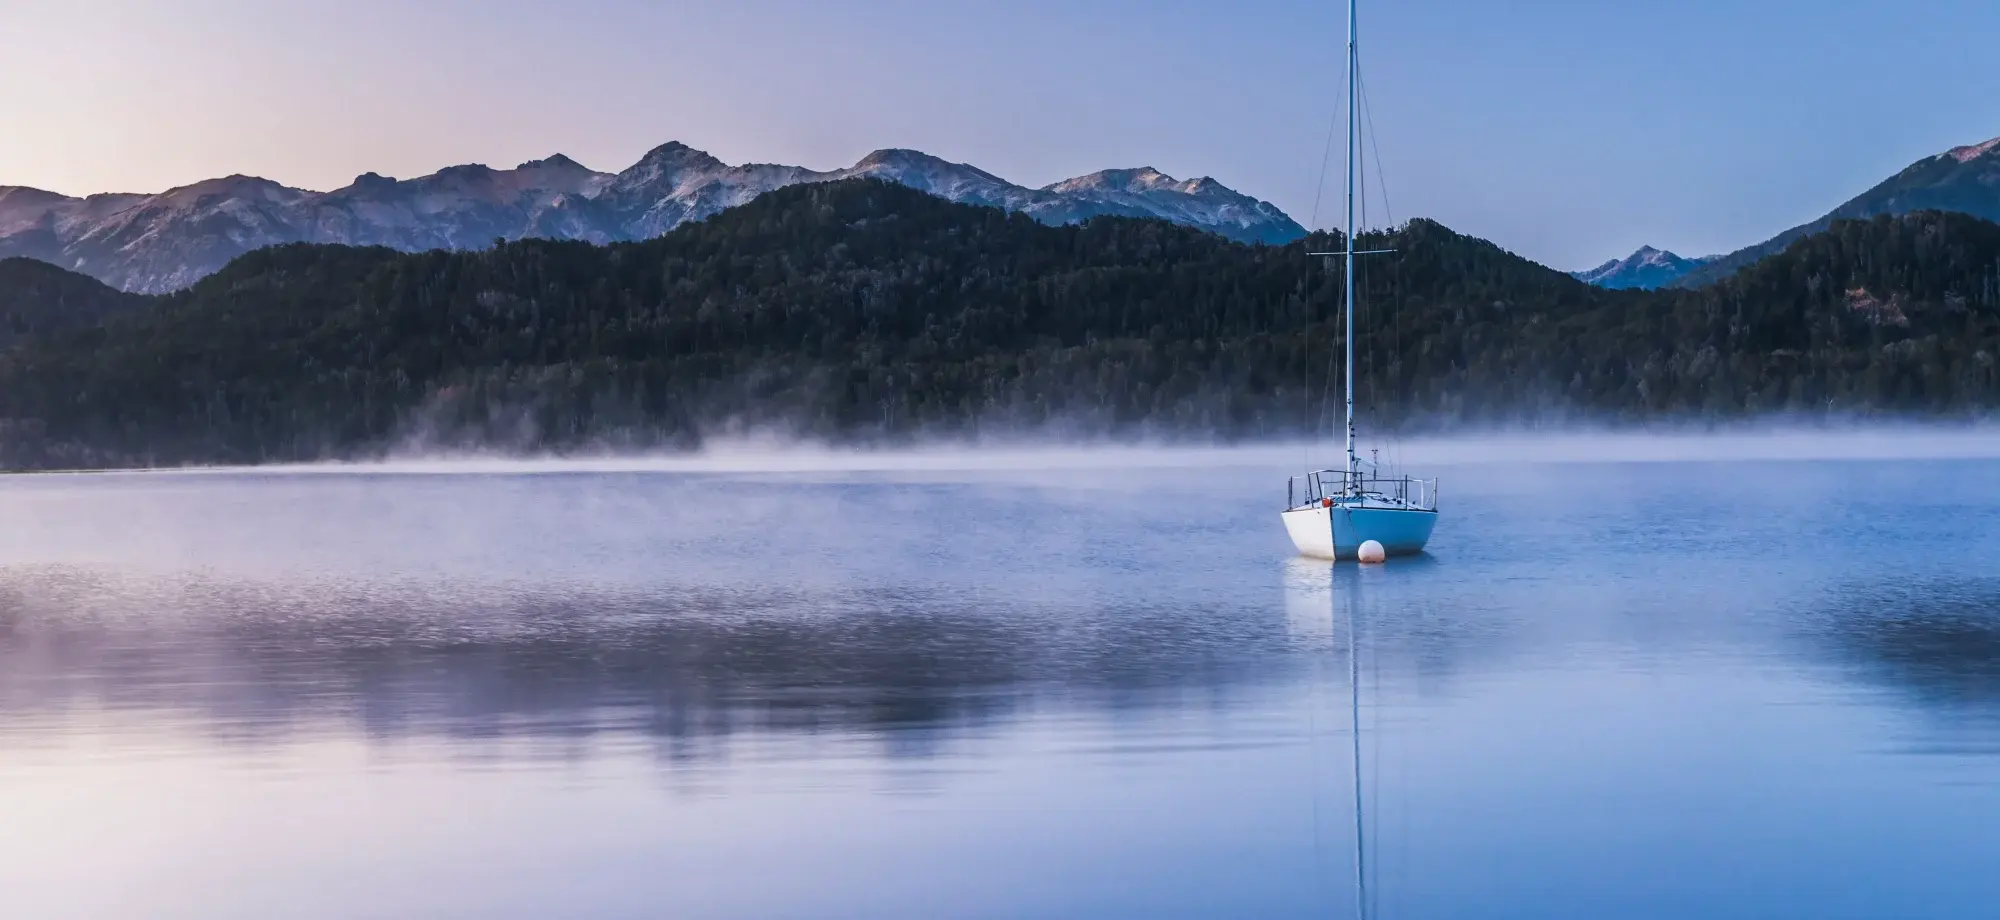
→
(1331, 507, 1437, 557)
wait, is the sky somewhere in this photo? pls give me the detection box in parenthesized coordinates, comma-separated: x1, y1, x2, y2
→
(2, 0, 1997, 270)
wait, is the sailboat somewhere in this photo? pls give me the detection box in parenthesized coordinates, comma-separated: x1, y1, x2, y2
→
(1281, 0, 1438, 561)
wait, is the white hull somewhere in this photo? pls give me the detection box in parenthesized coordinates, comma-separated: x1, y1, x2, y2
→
(1281, 502, 1436, 560)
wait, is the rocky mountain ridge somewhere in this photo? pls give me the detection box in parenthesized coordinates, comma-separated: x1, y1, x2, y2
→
(0, 143, 1306, 293)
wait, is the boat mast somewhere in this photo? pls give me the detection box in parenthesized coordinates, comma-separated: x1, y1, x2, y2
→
(1343, 0, 1359, 491)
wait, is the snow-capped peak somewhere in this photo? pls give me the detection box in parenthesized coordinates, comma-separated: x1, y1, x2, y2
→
(1572, 245, 1709, 289)
(1045, 167, 1178, 195)
(601, 142, 732, 200)
(1943, 135, 2000, 163)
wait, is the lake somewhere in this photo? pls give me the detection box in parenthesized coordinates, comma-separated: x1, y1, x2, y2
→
(3, 435, 1998, 919)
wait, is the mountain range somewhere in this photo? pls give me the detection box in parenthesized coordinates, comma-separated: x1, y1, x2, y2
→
(1575, 133, 2000, 290)
(11, 128, 2000, 301)
(0, 144, 1306, 294)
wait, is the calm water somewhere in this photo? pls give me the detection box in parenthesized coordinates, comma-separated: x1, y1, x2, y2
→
(2, 444, 1998, 919)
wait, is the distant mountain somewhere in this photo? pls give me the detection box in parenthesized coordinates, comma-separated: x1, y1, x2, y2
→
(0, 144, 1306, 293)
(1571, 246, 1711, 290)
(1672, 133, 2000, 288)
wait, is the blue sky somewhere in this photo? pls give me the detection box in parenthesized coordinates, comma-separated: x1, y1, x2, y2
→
(3, 0, 1996, 268)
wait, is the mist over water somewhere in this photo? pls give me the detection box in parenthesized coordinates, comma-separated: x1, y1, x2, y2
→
(3, 432, 1998, 919)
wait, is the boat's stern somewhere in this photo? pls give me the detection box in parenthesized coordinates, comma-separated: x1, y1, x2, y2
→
(1281, 504, 1339, 560)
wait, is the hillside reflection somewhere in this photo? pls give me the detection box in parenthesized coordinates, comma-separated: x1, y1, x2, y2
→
(1812, 576, 2000, 752)
(0, 568, 1321, 761)
(12, 560, 1994, 764)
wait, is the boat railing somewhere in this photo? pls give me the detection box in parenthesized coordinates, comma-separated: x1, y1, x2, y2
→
(1287, 469, 1438, 512)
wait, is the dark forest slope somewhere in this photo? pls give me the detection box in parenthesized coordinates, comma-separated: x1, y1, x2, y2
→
(0, 180, 1996, 469)
(0, 256, 148, 350)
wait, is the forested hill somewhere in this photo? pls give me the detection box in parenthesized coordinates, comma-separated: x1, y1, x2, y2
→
(0, 179, 1997, 469)
(0, 257, 147, 351)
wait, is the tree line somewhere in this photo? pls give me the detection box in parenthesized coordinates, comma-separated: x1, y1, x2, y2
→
(0, 178, 1995, 469)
